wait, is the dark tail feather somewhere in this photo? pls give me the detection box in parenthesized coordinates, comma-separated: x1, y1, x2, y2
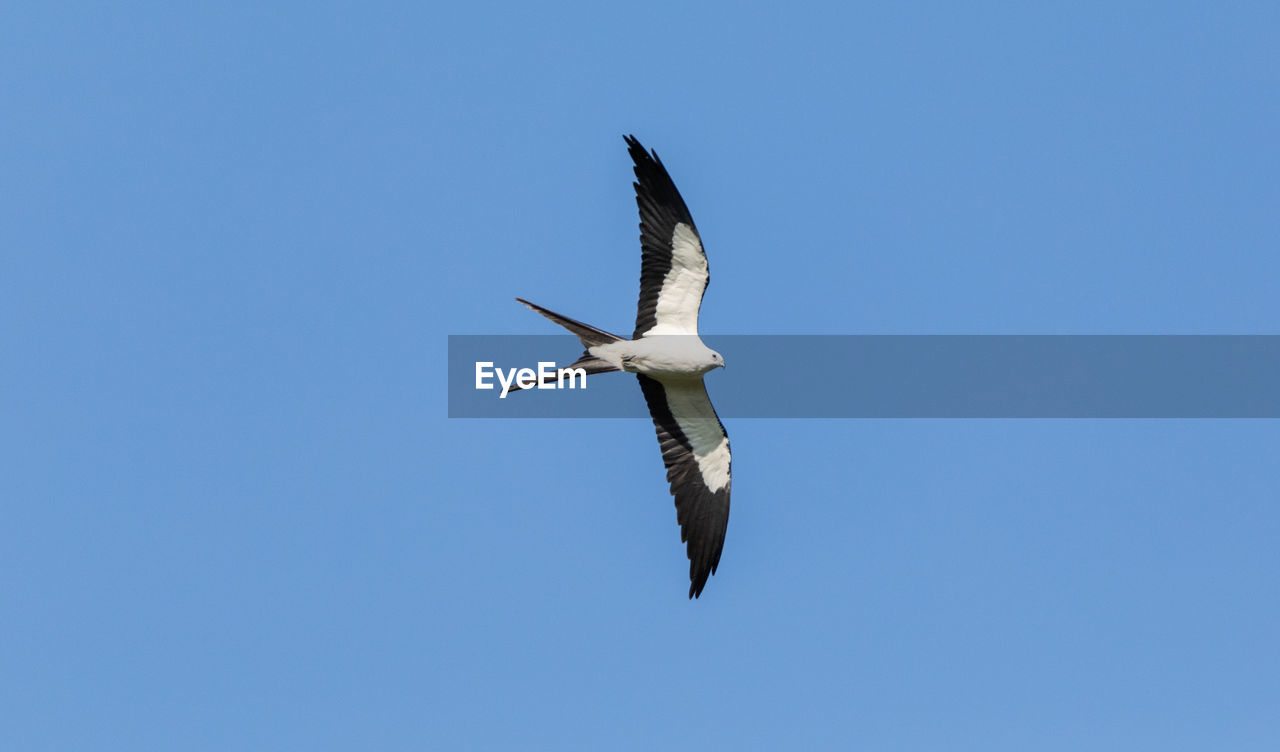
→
(516, 297, 625, 347)
(506, 353, 620, 393)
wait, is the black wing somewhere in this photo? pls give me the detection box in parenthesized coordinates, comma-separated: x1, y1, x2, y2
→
(626, 135, 710, 339)
(637, 374, 732, 598)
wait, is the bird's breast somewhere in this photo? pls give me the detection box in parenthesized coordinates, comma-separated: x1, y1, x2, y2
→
(600, 336, 716, 378)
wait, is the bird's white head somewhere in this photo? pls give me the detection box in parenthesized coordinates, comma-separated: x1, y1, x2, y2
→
(709, 350, 725, 370)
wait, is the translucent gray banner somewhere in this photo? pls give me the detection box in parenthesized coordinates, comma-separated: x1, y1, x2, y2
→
(448, 335, 1280, 418)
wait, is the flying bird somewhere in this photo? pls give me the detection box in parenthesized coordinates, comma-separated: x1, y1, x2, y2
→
(514, 135, 731, 598)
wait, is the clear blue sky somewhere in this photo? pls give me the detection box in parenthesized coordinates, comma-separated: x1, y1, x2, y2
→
(3, 2, 1279, 750)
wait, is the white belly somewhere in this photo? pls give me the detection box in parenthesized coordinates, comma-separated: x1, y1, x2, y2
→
(591, 336, 716, 378)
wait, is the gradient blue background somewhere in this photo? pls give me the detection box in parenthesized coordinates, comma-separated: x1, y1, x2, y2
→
(3, 2, 1278, 749)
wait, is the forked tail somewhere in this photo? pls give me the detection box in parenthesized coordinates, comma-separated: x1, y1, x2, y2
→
(510, 298, 624, 393)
